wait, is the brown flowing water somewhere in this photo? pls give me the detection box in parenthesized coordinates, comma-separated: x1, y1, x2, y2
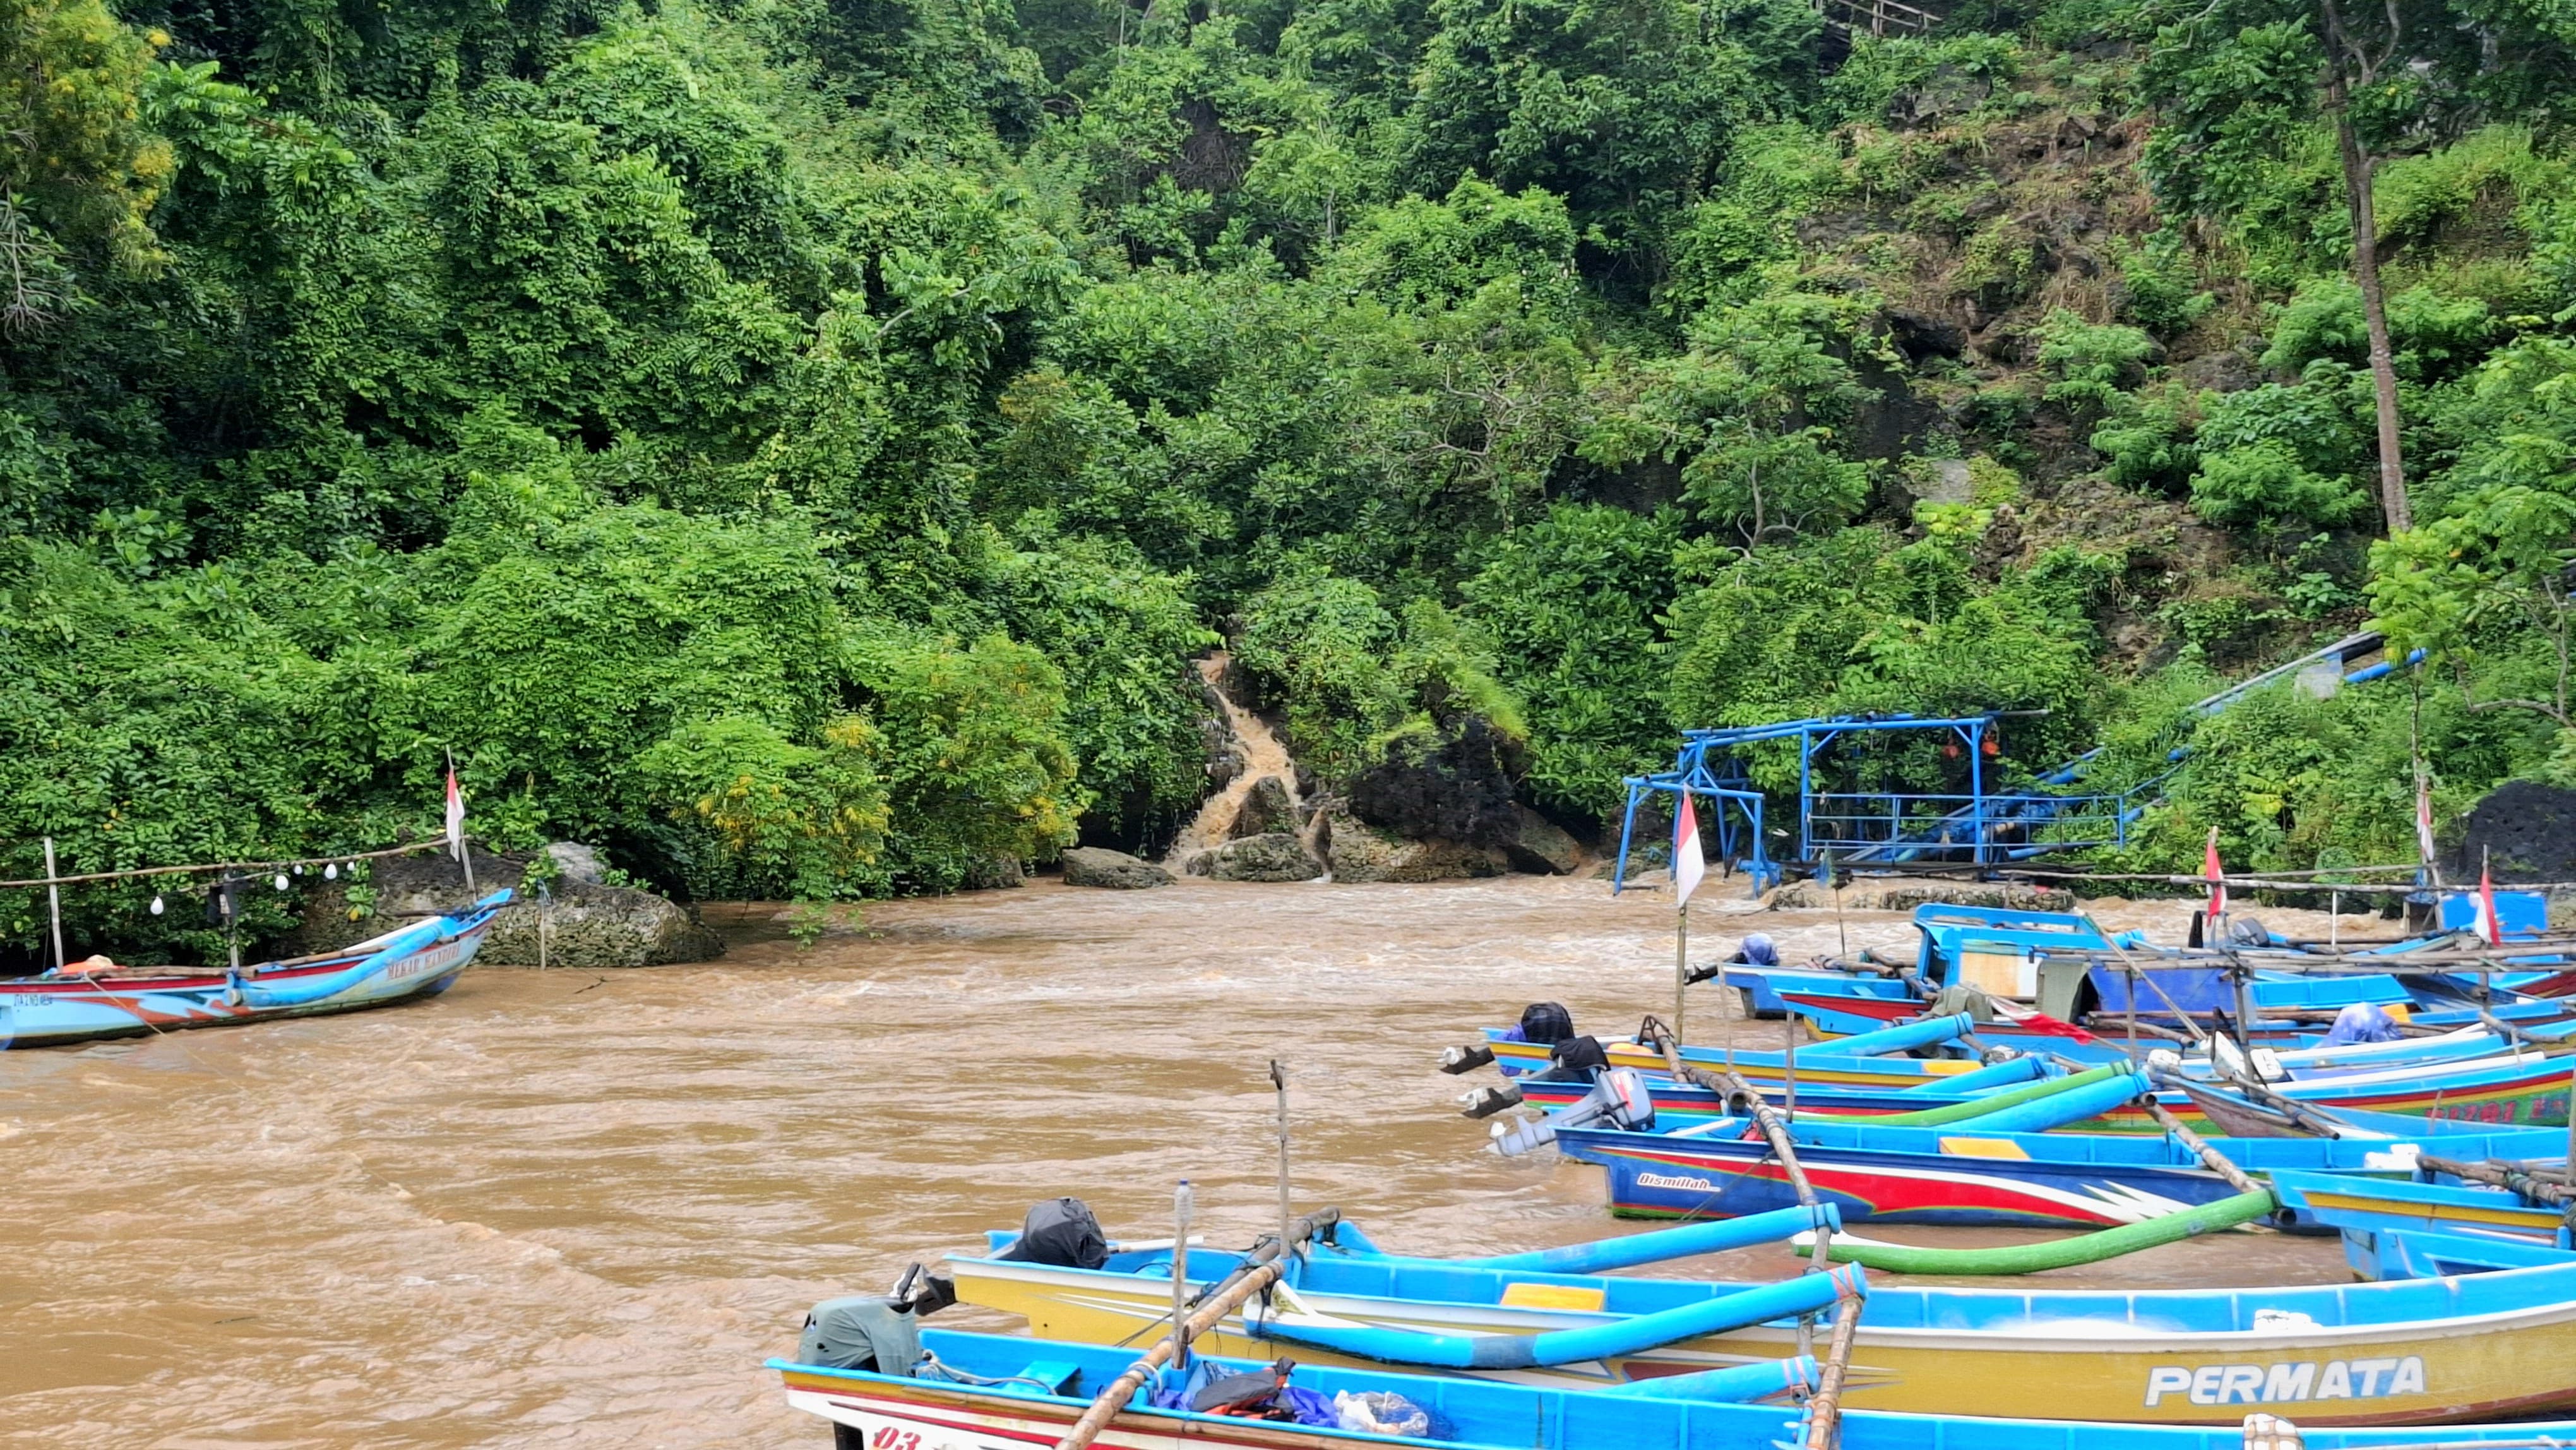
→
(0, 877, 2363, 1449)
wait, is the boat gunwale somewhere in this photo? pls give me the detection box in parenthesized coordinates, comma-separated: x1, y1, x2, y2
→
(943, 1237, 2576, 1346)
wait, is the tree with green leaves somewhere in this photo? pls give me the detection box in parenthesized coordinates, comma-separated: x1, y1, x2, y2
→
(1582, 291, 1873, 549)
(2370, 485, 2576, 728)
(2138, 0, 2576, 535)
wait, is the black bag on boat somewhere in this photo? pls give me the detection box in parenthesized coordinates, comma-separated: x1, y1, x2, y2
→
(1528, 1034, 1610, 1082)
(1551, 1034, 1609, 1072)
(799, 1295, 922, 1374)
(995, 1197, 1109, 1270)
(1191, 1358, 1297, 1416)
(1518, 1002, 1575, 1046)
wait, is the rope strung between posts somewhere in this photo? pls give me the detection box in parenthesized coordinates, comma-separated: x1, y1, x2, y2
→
(2010, 862, 2425, 883)
(0, 838, 443, 890)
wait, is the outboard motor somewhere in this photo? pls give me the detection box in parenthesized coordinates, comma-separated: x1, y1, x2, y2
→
(2225, 915, 2274, 949)
(1440, 1002, 1580, 1075)
(887, 1261, 958, 1316)
(1461, 1033, 1609, 1117)
(799, 1262, 957, 1374)
(1440, 1041, 1498, 1074)
(995, 1196, 1110, 1269)
(1518, 1002, 1576, 1047)
(799, 1295, 924, 1373)
(2322, 1000, 2404, 1046)
(1491, 1066, 1656, 1157)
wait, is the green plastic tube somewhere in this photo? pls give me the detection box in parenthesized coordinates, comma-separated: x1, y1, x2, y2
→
(1793, 1190, 2280, 1275)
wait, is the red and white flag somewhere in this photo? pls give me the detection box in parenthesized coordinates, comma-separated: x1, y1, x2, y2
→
(1673, 793, 1706, 906)
(2472, 857, 2503, 947)
(2203, 827, 2227, 919)
(445, 763, 467, 863)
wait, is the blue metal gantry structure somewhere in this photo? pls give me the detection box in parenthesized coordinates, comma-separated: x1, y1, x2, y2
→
(1613, 632, 2426, 897)
(1613, 714, 2046, 896)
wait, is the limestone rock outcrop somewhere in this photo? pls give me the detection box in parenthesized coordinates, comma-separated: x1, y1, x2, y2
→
(1326, 815, 1508, 883)
(1061, 847, 1176, 889)
(1505, 806, 1583, 875)
(1188, 832, 1326, 882)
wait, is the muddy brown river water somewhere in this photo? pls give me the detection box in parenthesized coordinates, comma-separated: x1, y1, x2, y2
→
(1, 876, 2364, 1448)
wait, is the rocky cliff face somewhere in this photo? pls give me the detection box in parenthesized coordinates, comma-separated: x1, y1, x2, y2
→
(1345, 717, 1523, 850)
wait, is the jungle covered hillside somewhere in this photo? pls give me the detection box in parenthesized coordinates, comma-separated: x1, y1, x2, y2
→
(4, 0, 2575, 961)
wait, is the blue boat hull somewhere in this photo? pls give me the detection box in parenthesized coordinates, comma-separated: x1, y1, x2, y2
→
(1558, 1117, 2570, 1226)
(0, 891, 511, 1049)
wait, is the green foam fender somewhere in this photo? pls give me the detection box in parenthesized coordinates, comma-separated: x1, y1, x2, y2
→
(1794, 1190, 2281, 1275)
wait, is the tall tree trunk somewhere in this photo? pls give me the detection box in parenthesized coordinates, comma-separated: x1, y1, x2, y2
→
(2319, 4, 2409, 534)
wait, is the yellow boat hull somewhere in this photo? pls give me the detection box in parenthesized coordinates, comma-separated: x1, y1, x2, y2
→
(951, 1254, 2576, 1425)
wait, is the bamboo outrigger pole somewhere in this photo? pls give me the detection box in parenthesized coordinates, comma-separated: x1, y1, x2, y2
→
(2139, 1097, 2265, 1198)
(1052, 1209, 1342, 1450)
(1639, 1016, 1821, 1210)
(2417, 1154, 2576, 1207)
(1803, 1286, 1868, 1450)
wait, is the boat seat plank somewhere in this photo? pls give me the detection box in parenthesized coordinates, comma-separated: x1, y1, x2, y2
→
(1008, 1360, 1080, 1396)
(1498, 1283, 1607, 1312)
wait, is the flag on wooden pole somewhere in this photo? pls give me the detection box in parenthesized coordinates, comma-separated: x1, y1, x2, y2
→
(445, 760, 467, 862)
(1674, 793, 1705, 906)
(2473, 851, 2503, 947)
(2203, 827, 2227, 919)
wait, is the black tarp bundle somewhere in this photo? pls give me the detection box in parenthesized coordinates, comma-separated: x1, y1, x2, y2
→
(994, 1197, 1109, 1269)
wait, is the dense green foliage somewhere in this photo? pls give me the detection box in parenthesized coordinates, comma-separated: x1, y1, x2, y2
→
(5, 0, 2576, 962)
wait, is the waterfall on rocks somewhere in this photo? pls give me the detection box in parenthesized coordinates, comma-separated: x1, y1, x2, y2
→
(1166, 654, 1328, 877)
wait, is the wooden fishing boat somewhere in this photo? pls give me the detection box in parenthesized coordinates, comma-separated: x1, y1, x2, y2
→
(1551, 1108, 2570, 1225)
(1485, 1034, 1992, 1088)
(1507, 1026, 2558, 1135)
(1510, 1058, 2061, 1121)
(2340, 1226, 2576, 1279)
(2270, 1168, 2575, 1244)
(1478, 1012, 1993, 1087)
(0, 890, 511, 1049)
(1779, 988, 2133, 1056)
(943, 1219, 2576, 1424)
(1506, 1040, 2574, 1132)
(1717, 967, 1914, 1017)
(773, 1326, 2576, 1447)
(1787, 983, 2573, 1060)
